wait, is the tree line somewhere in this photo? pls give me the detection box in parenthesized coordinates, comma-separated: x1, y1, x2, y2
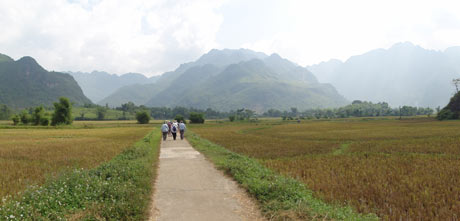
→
(114, 101, 435, 122)
(0, 100, 440, 123)
(263, 101, 435, 120)
(116, 102, 205, 123)
(9, 97, 73, 126)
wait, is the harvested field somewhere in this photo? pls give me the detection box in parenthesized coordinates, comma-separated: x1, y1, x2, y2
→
(191, 118, 460, 219)
(0, 124, 152, 199)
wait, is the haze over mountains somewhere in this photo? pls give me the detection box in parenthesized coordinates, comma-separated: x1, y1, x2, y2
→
(308, 42, 460, 108)
(0, 53, 90, 109)
(68, 71, 159, 103)
(100, 49, 347, 112)
(2, 42, 459, 111)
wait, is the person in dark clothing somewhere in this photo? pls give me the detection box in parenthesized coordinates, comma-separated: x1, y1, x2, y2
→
(167, 121, 172, 136)
(171, 122, 178, 140)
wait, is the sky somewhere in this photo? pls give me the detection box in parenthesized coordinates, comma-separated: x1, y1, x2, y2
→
(1, 0, 460, 76)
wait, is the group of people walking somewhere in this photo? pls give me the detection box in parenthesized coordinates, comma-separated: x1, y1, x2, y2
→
(161, 120, 186, 141)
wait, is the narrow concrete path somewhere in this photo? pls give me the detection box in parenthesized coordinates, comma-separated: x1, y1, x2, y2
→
(149, 135, 264, 221)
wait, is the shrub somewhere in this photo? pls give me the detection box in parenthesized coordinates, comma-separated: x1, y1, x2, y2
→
(136, 111, 150, 124)
(40, 117, 49, 126)
(189, 112, 205, 124)
(51, 97, 73, 126)
(437, 109, 455, 120)
(11, 114, 20, 125)
(229, 115, 235, 122)
(96, 106, 107, 120)
(32, 106, 46, 126)
(20, 111, 30, 124)
(174, 114, 185, 123)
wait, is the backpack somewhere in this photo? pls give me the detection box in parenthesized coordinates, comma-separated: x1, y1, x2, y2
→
(172, 125, 177, 132)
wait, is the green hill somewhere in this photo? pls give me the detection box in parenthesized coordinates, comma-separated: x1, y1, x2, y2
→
(101, 49, 347, 111)
(0, 54, 91, 108)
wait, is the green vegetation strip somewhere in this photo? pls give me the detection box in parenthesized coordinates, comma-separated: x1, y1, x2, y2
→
(333, 143, 351, 155)
(187, 132, 378, 220)
(0, 130, 161, 220)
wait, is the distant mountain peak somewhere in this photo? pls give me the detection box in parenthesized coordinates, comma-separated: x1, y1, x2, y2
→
(90, 70, 110, 75)
(203, 48, 267, 57)
(17, 56, 45, 72)
(0, 53, 91, 108)
(264, 52, 300, 71)
(18, 56, 39, 65)
(269, 53, 282, 58)
(389, 42, 421, 51)
(101, 48, 344, 110)
(194, 48, 267, 68)
(324, 58, 343, 64)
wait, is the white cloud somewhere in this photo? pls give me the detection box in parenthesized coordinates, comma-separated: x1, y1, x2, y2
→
(240, 0, 460, 66)
(2, 0, 460, 75)
(0, 0, 225, 76)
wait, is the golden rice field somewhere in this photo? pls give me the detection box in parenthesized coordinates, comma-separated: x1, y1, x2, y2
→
(190, 118, 460, 220)
(0, 121, 153, 199)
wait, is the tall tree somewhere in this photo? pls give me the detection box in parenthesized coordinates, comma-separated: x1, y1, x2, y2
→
(0, 104, 12, 120)
(453, 78, 460, 93)
(51, 97, 73, 125)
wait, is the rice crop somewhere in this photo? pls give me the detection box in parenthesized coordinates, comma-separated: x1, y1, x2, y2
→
(0, 125, 152, 199)
(190, 118, 460, 219)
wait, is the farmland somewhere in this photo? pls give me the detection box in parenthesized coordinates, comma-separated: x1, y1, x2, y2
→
(190, 117, 460, 219)
(0, 121, 154, 199)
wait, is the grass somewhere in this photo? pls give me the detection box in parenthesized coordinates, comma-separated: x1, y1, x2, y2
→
(187, 132, 378, 220)
(190, 117, 460, 220)
(0, 123, 153, 199)
(332, 143, 350, 155)
(0, 129, 161, 220)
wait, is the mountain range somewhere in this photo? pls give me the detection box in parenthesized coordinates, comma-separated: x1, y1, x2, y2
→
(0, 53, 91, 109)
(4, 42, 455, 112)
(307, 42, 460, 108)
(67, 71, 159, 103)
(100, 49, 348, 112)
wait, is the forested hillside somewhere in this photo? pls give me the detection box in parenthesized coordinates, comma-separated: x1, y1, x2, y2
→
(0, 53, 91, 108)
(101, 49, 347, 111)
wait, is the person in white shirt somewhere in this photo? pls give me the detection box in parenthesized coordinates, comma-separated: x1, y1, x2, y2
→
(179, 121, 186, 140)
(161, 121, 169, 141)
